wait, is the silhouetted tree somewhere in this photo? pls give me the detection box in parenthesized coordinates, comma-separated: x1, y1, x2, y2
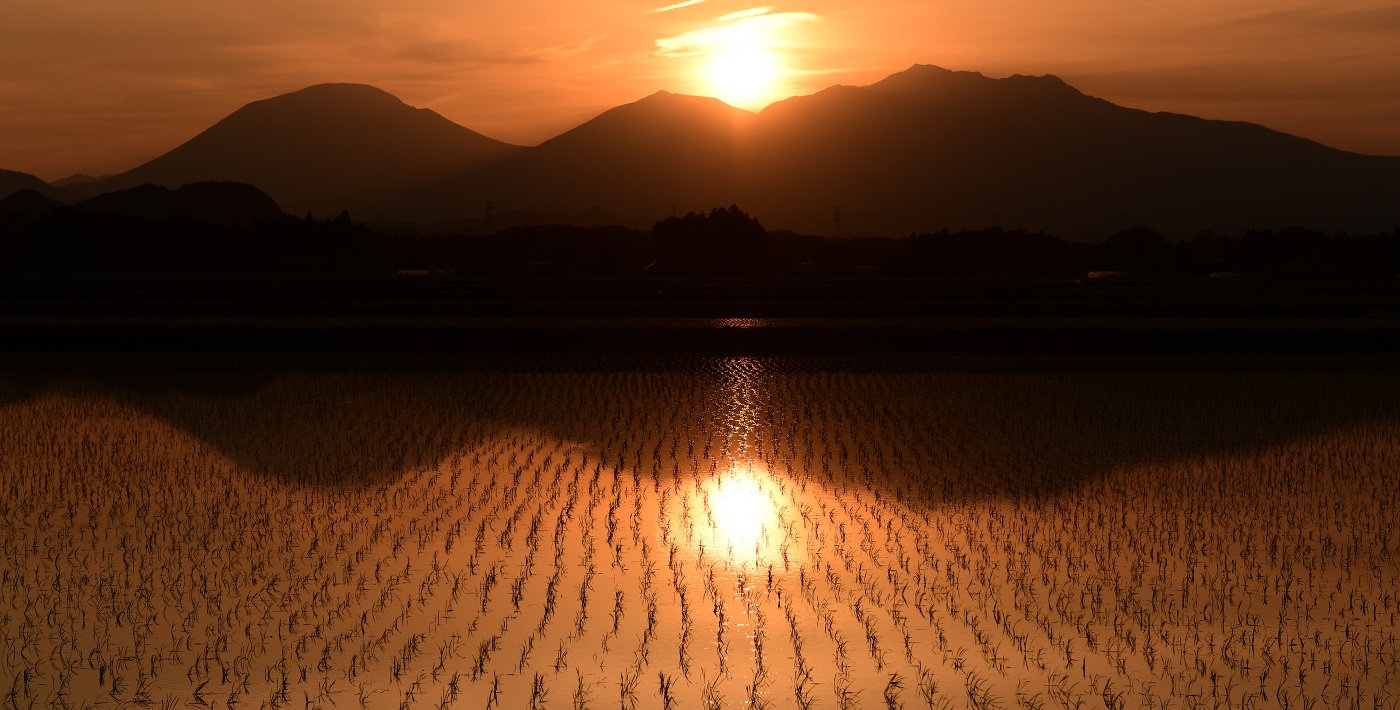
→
(652, 205, 768, 277)
(1101, 227, 1169, 275)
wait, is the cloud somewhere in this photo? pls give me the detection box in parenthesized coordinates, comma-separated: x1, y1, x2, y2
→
(717, 7, 774, 22)
(1210, 4, 1400, 35)
(655, 9, 820, 57)
(520, 35, 609, 62)
(646, 0, 707, 14)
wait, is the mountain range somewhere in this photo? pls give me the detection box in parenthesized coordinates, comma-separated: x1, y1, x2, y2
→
(8, 65, 1400, 238)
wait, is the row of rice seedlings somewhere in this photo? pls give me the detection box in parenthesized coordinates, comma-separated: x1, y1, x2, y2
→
(1, 362, 1397, 707)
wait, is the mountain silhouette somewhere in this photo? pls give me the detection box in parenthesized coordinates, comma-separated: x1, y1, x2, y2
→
(402, 65, 1400, 236)
(88, 84, 520, 217)
(0, 169, 72, 202)
(393, 91, 754, 224)
(75, 182, 282, 225)
(742, 65, 1400, 236)
(51, 173, 112, 188)
(30, 67, 1400, 238)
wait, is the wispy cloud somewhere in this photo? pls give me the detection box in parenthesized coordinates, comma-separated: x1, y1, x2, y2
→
(1208, 4, 1400, 34)
(381, 34, 607, 67)
(717, 7, 774, 22)
(646, 0, 707, 14)
(655, 9, 820, 57)
(522, 34, 608, 61)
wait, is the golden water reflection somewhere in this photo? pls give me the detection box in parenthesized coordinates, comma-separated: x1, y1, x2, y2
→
(695, 463, 786, 568)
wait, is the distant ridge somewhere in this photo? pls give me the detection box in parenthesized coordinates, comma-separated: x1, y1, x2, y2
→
(0, 169, 69, 202)
(397, 90, 755, 224)
(51, 173, 111, 188)
(742, 65, 1400, 236)
(90, 84, 521, 217)
(76, 182, 282, 225)
(41, 67, 1400, 238)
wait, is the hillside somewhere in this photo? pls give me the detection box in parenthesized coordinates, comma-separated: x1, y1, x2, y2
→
(0, 169, 71, 202)
(392, 91, 755, 225)
(742, 65, 1400, 236)
(75, 182, 282, 225)
(94, 84, 521, 217)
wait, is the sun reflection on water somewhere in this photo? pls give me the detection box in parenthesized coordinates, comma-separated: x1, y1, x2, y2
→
(700, 464, 783, 566)
(711, 473, 765, 548)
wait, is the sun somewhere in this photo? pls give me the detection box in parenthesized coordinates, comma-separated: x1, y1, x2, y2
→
(703, 47, 779, 108)
(659, 6, 816, 109)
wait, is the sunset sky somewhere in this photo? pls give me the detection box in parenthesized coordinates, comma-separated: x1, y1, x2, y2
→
(3, 0, 1398, 181)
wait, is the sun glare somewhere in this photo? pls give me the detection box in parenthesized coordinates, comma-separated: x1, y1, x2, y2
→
(712, 474, 767, 546)
(657, 7, 818, 109)
(704, 47, 779, 108)
(701, 465, 780, 563)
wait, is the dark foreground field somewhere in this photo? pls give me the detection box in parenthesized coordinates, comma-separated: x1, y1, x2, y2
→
(2, 276, 1399, 353)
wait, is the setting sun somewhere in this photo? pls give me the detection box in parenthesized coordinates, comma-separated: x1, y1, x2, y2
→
(653, 7, 818, 110)
(704, 47, 780, 108)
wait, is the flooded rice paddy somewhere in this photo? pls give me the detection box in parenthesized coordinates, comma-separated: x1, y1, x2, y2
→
(2, 355, 1398, 708)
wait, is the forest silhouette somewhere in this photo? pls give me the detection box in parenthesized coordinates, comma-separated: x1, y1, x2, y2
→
(1, 189, 1395, 280)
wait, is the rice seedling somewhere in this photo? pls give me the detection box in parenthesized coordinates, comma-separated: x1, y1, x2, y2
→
(0, 356, 1396, 707)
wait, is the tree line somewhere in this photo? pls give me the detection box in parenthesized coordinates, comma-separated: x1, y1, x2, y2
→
(1, 200, 1396, 280)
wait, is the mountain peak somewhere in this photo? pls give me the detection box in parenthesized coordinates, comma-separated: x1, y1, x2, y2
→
(877, 64, 1076, 88)
(1004, 72, 1075, 88)
(583, 91, 755, 129)
(541, 90, 753, 146)
(901, 63, 961, 76)
(895, 63, 987, 80)
(233, 83, 416, 118)
(275, 83, 407, 106)
(100, 83, 520, 216)
(866, 63, 1086, 104)
(632, 90, 742, 110)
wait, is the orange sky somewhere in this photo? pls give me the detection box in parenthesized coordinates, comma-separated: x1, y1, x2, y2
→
(3, 0, 1398, 181)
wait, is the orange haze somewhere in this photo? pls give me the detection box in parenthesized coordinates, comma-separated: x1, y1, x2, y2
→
(2, 0, 1397, 180)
